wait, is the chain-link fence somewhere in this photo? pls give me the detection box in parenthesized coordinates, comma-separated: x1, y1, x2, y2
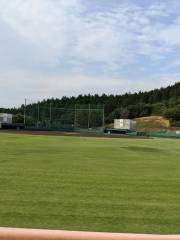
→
(24, 100, 104, 132)
(149, 131, 180, 139)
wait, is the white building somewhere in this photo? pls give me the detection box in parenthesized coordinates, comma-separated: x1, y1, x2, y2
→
(114, 119, 136, 130)
(0, 113, 12, 124)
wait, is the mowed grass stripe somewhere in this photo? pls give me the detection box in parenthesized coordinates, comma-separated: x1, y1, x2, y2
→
(0, 133, 180, 233)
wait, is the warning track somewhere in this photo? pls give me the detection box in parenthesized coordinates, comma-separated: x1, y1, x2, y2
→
(0, 129, 148, 139)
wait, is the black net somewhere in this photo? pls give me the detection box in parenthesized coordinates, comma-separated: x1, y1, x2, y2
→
(24, 101, 104, 132)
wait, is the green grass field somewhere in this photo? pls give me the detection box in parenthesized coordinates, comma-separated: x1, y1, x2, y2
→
(0, 133, 180, 234)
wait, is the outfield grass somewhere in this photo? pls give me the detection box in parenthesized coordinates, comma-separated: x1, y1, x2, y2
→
(0, 133, 180, 234)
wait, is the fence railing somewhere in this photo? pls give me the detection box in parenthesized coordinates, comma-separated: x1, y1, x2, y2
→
(0, 228, 179, 240)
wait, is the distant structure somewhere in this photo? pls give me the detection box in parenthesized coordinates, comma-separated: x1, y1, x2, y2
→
(0, 113, 24, 130)
(0, 113, 12, 124)
(114, 119, 136, 131)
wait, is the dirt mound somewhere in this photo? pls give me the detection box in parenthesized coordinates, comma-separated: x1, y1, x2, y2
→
(136, 116, 170, 131)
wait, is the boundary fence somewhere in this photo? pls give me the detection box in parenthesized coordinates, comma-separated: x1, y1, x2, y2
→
(149, 131, 180, 139)
(24, 100, 104, 132)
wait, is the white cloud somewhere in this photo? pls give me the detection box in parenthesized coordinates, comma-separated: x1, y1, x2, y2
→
(173, 59, 180, 66)
(1, 0, 180, 69)
(0, 0, 167, 68)
(0, 0, 180, 106)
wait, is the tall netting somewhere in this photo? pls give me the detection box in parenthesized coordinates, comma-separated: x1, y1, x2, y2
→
(24, 100, 104, 132)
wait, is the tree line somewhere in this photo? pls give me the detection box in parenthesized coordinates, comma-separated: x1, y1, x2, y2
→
(1, 81, 180, 127)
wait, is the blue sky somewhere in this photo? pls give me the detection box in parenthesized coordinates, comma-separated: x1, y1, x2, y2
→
(0, 0, 180, 107)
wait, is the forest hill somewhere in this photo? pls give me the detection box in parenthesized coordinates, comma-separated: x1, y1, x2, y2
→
(1, 82, 180, 127)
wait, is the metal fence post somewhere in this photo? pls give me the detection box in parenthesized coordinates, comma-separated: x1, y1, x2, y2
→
(49, 102, 52, 129)
(37, 102, 40, 127)
(24, 98, 26, 126)
(102, 105, 105, 130)
(88, 104, 91, 129)
(74, 104, 77, 130)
